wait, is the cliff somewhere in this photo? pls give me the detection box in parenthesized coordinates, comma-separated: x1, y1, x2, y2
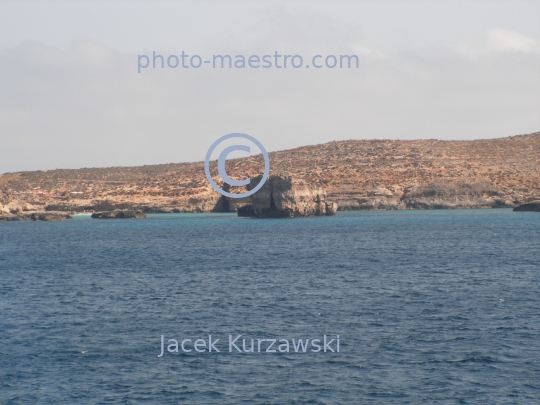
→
(237, 175, 337, 218)
(1, 131, 539, 213)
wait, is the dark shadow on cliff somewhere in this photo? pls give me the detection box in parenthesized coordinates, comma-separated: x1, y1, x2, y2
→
(211, 195, 230, 212)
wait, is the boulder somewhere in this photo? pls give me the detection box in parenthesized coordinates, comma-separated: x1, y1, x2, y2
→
(368, 187, 394, 197)
(23, 203, 37, 212)
(238, 175, 337, 218)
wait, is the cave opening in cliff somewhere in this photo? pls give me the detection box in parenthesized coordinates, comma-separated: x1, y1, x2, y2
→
(212, 195, 229, 212)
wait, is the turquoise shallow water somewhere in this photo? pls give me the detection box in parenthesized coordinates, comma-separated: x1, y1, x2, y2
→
(1, 209, 539, 404)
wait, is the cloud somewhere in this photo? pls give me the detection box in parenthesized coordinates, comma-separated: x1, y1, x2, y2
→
(455, 29, 540, 58)
(0, 31, 539, 173)
(349, 44, 386, 60)
(488, 29, 539, 53)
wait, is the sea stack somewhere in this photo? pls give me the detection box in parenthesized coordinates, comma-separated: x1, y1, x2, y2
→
(237, 175, 337, 218)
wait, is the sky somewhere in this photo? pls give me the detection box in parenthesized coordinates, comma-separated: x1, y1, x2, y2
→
(0, 0, 539, 173)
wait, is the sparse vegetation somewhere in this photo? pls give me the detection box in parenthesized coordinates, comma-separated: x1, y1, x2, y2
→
(1, 132, 539, 212)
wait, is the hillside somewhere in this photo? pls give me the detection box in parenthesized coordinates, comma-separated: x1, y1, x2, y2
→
(1, 132, 539, 213)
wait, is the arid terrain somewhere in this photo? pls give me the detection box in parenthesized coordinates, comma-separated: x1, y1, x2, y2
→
(1, 132, 539, 214)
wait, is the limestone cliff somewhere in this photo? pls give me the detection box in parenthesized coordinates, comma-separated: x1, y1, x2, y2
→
(336, 180, 514, 210)
(237, 175, 337, 218)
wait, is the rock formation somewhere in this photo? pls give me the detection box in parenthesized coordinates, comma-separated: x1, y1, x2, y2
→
(513, 201, 540, 212)
(0, 191, 70, 221)
(237, 175, 337, 218)
(333, 180, 517, 210)
(0, 200, 37, 215)
(0, 212, 72, 221)
(91, 210, 147, 219)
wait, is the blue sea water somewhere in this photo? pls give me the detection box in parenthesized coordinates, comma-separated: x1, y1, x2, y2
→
(0, 209, 539, 404)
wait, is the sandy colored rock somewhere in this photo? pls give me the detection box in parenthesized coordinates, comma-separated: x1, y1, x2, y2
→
(325, 202, 338, 216)
(1, 131, 539, 213)
(238, 175, 337, 218)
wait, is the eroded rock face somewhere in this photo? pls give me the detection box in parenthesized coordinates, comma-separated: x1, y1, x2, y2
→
(0, 191, 69, 220)
(325, 202, 338, 216)
(238, 175, 337, 218)
(0, 200, 37, 214)
(399, 180, 512, 210)
(336, 180, 515, 210)
(91, 210, 147, 219)
(513, 201, 540, 212)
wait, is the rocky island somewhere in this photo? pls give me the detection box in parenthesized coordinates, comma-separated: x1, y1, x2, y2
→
(1, 132, 539, 214)
(0, 196, 72, 221)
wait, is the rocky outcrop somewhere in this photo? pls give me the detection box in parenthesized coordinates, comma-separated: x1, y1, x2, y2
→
(399, 180, 513, 210)
(238, 175, 337, 218)
(0, 194, 69, 221)
(91, 210, 147, 219)
(334, 180, 515, 210)
(29, 212, 72, 221)
(0, 200, 37, 215)
(325, 201, 338, 215)
(513, 201, 540, 212)
(0, 212, 72, 221)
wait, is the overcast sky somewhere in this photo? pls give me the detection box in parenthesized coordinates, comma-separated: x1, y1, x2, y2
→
(1, 0, 539, 173)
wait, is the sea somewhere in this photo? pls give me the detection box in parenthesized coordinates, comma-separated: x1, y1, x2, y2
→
(1, 209, 539, 404)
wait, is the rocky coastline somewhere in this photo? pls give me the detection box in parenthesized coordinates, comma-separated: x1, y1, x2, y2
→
(0, 212, 72, 221)
(0, 197, 72, 221)
(1, 132, 539, 214)
(91, 210, 147, 219)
